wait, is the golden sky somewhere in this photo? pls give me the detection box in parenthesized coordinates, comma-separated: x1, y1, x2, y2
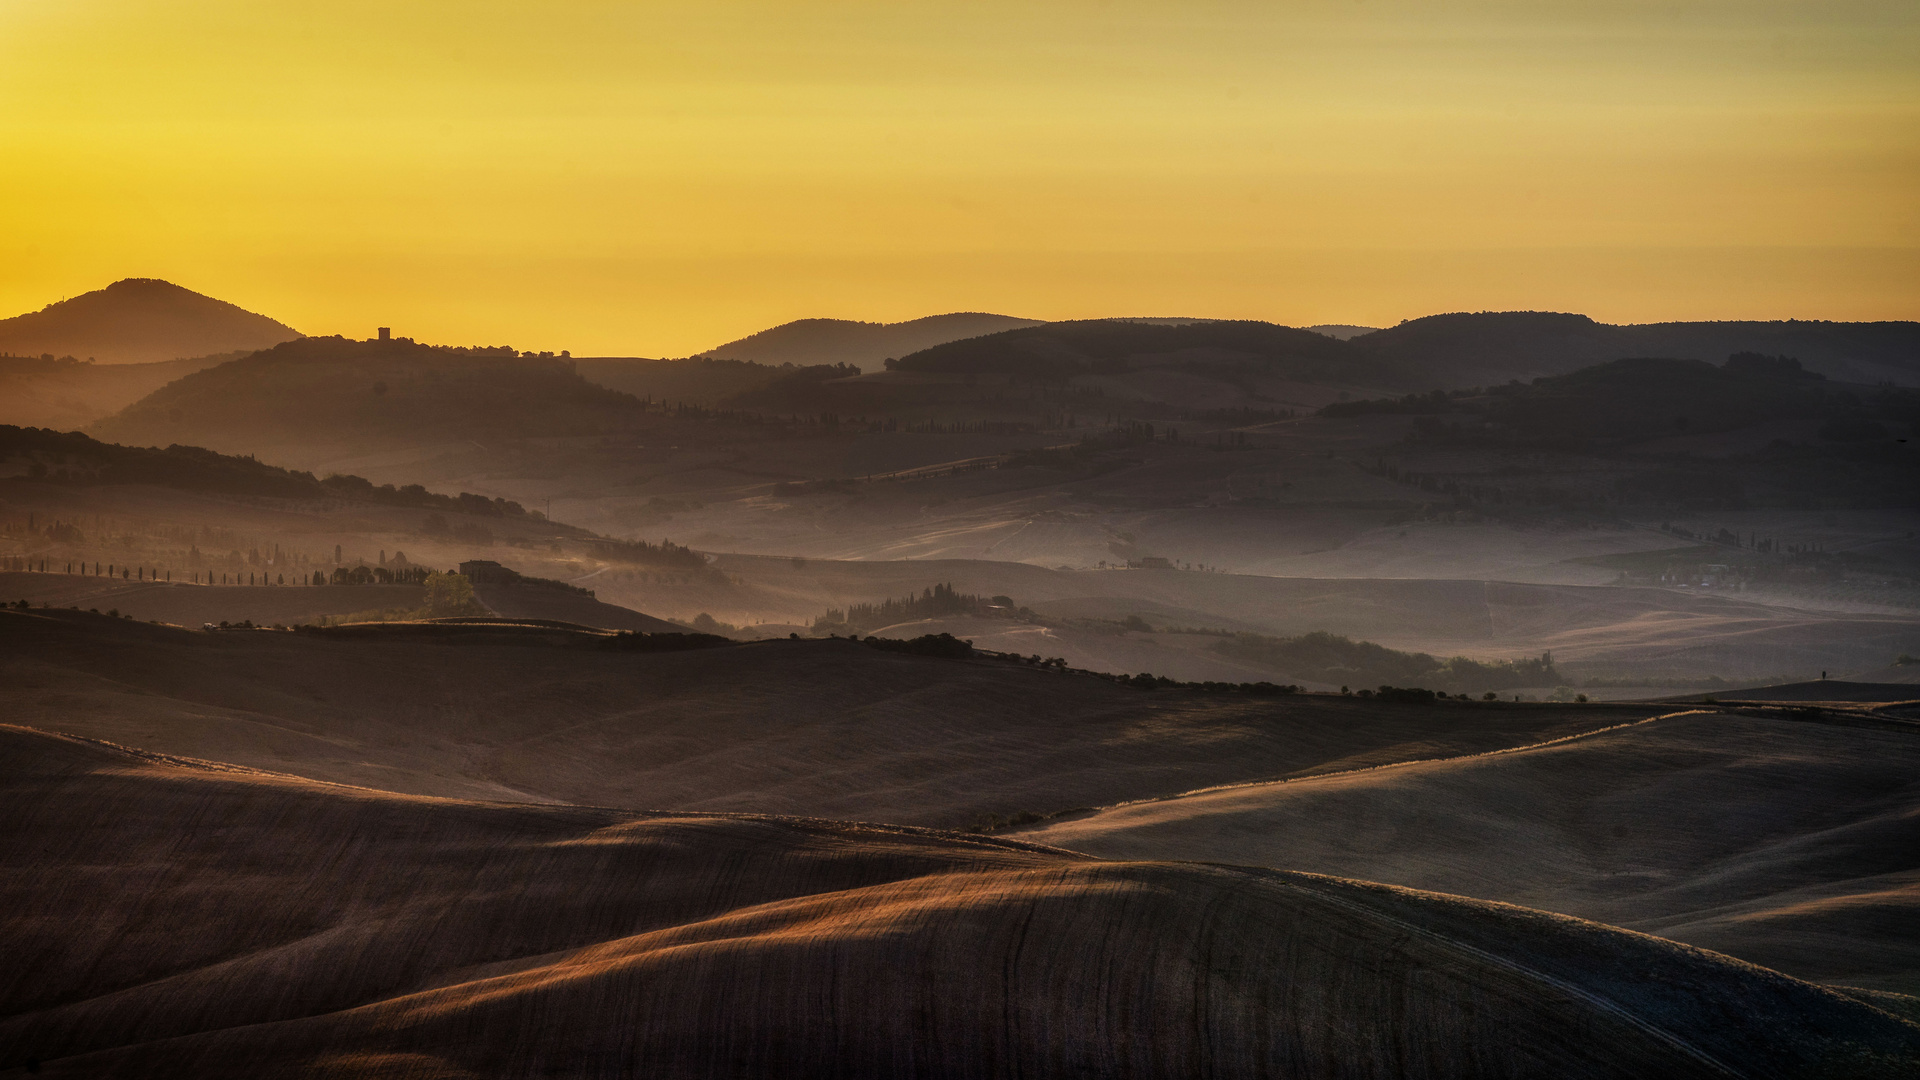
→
(2, 0, 1914, 354)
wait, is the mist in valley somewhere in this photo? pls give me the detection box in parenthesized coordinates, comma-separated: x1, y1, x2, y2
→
(6, 2, 1920, 1073)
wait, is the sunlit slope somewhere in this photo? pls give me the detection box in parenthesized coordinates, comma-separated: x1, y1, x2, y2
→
(1021, 711, 1920, 993)
(0, 608, 1641, 824)
(2, 725, 1913, 1079)
(0, 279, 299, 365)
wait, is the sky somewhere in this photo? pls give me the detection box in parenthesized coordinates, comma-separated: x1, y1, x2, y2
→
(1, 0, 1915, 355)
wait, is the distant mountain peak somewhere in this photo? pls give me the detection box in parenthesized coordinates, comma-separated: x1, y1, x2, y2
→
(0, 278, 300, 364)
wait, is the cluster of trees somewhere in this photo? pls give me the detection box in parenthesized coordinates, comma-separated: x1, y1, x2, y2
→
(318, 565, 437, 586)
(1104, 672, 1300, 695)
(308, 571, 486, 624)
(858, 632, 976, 659)
(319, 474, 537, 520)
(1656, 521, 1824, 556)
(1208, 630, 1561, 693)
(1181, 406, 1296, 425)
(589, 536, 708, 572)
(420, 513, 496, 546)
(27, 517, 83, 544)
(577, 356, 861, 411)
(597, 629, 737, 653)
(868, 418, 1041, 435)
(1320, 388, 1477, 418)
(1330, 355, 1915, 455)
(814, 583, 1037, 635)
(1415, 356, 1912, 448)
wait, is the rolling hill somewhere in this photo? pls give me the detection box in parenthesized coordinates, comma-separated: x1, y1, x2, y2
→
(467, 575, 685, 632)
(0, 353, 243, 430)
(572, 355, 802, 408)
(891, 318, 1368, 385)
(1352, 311, 1920, 387)
(6, 722, 1913, 1077)
(701, 312, 1044, 371)
(1020, 708, 1920, 994)
(0, 278, 299, 365)
(0, 572, 684, 635)
(880, 312, 1920, 397)
(0, 424, 550, 518)
(88, 336, 651, 456)
(0, 607, 1640, 821)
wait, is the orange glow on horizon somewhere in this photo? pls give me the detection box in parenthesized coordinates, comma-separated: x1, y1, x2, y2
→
(2, 1, 1915, 354)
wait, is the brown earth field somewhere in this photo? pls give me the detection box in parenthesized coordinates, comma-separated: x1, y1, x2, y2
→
(0, 607, 1650, 821)
(1018, 709, 1920, 995)
(4, 723, 1918, 1079)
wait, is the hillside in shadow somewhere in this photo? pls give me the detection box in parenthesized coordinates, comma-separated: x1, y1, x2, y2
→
(1335, 355, 1920, 510)
(89, 336, 651, 454)
(0, 608, 1635, 821)
(892, 318, 1370, 384)
(1, 425, 555, 517)
(1352, 311, 1920, 386)
(0, 353, 244, 429)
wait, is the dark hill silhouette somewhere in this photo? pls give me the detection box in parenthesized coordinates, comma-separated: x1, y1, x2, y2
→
(892, 318, 1373, 384)
(1486, 355, 1851, 443)
(0, 278, 299, 364)
(574, 355, 856, 409)
(1, 608, 1644, 826)
(469, 576, 686, 633)
(0, 424, 547, 518)
(1624, 320, 1920, 384)
(701, 312, 1044, 371)
(1329, 354, 1920, 506)
(1355, 311, 1920, 386)
(90, 336, 648, 453)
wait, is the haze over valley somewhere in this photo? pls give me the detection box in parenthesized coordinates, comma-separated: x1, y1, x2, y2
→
(5, 1, 1919, 1071)
(5, 274, 1917, 1077)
